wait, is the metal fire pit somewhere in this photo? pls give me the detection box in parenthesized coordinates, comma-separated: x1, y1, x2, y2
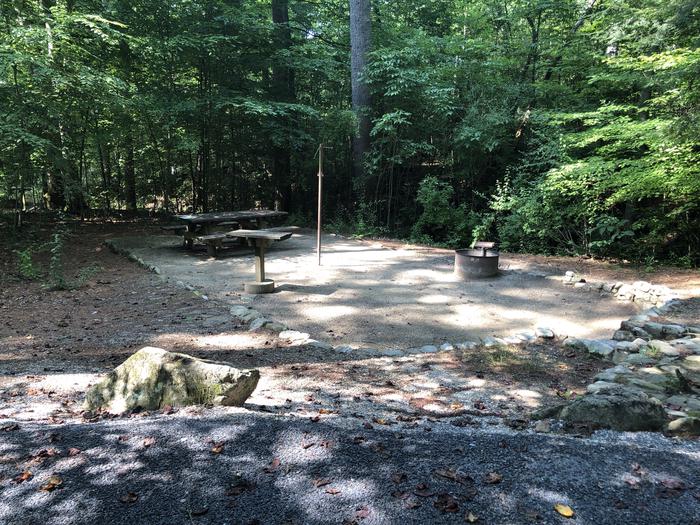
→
(454, 242, 499, 279)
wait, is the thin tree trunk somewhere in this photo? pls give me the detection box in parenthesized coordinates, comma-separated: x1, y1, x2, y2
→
(349, 0, 372, 188)
(271, 0, 294, 212)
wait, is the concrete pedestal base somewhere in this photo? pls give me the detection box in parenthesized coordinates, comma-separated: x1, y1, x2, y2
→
(244, 279, 275, 294)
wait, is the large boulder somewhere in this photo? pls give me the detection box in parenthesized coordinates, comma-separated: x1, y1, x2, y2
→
(84, 347, 260, 413)
(559, 386, 667, 431)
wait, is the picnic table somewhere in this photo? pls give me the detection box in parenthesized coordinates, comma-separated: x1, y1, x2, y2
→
(174, 210, 287, 249)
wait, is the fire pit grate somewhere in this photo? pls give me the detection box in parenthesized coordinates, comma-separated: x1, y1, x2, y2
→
(454, 241, 499, 279)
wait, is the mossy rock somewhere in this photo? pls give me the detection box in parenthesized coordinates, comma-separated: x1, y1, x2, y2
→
(84, 347, 260, 413)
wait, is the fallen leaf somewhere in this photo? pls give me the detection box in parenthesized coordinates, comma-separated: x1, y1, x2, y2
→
(263, 458, 281, 473)
(434, 468, 470, 485)
(392, 472, 407, 484)
(404, 498, 421, 509)
(554, 503, 574, 518)
(13, 470, 32, 483)
(310, 415, 320, 422)
(318, 408, 334, 414)
(120, 492, 138, 504)
(434, 493, 459, 513)
(372, 417, 389, 425)
(484, 472, 502, 484)
(302, 442, 315, 449)
(143, 436, 156, 448)
(325, 487, 341, 495)
(391, 490, 409, 500)
(1, 423, 19, 432)
(313, 478, 331, 488)
(68, 447, 81, 456)
(414, 482, 435, 498)
(465, 511, 479, 523)
(355, 506, 370, 519)
(40, 475, 63, 492)
(211, 442, 225, 454)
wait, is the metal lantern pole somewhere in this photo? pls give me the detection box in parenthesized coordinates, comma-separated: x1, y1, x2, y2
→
(316, 143, 323, 265)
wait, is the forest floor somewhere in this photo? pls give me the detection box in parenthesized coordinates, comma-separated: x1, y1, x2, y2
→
(1, 220, 699, 524)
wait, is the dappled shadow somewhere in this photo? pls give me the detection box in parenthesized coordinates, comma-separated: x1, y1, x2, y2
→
(0, 411, 698, 524)
(109, 230, 641, 350)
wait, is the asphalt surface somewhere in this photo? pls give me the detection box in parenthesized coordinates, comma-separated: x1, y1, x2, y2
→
(1, 411, 698, 525)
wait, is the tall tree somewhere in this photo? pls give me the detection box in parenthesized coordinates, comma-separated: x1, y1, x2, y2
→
(271, 0, 295, 211)
(349, 0, 371, 186)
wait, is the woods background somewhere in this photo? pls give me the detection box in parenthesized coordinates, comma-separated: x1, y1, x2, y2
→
(1, 0, 698, 265)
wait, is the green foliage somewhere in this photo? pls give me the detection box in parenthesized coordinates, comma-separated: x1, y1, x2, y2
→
(0, 0, 698, 265)
(14, 247, 41, 280)
(411, 176, 475, 247)
(44, 225, 101, 291)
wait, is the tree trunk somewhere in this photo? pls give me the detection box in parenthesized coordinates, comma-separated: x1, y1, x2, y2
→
(349, 0, 372, 186)
(271, 0, 294, 212)
(124, 135, 137, 211)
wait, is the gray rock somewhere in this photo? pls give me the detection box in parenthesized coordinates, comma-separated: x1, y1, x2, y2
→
(481, 337, 501, 348)
(584, 340, 614, 358)
(380, 348, 405, 357)
(573, 282, 590, 290)
(667, 417, 700, 436)
(266, 322, 287, 333)
(665, 395, 700, 412)
(535, 327, 555, 339)
(439, 342, 455, 352)
(631, 327, 651, 339)
(647, 340, 680, 357)
(456, 341, 478, 351)
(230, 305, 251, 317)
(661, 324, 686, 337)
(248, 317, 269, 331)
(334, 345, 354, 354)
(279, 330, 310, 343)
(595, 365, 633, 382)
(623, 354, 657, 366)
(240, 310, 262, 322)
(84, 347, 259, 413)
(612, 350, 630, 364)
(514, 331, 537, 342)
(307, 340, 333, 351)
(633, 281, 652, 292)
(615, 341, 639, 352)
(563, 338, 586, 351)
(419, 345, 439, 353)
(643, 322, 664, 337)
(559, 387, 667, 431)
(613, 330, 635, 342)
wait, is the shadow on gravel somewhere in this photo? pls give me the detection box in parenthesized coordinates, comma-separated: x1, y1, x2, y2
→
(1, 415, 699, 525)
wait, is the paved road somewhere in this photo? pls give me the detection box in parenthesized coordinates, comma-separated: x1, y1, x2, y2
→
(1, 411, 698, 525)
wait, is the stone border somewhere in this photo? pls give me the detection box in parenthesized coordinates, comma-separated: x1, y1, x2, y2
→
(107, 240, 699, 433)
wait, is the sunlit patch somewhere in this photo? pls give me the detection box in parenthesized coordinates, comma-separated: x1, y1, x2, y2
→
(512, 389, 542, 399)
(466, 378, 487, 387)
(417, 294, 451, 305)
(301, 305, 357, 321)
(190, 333, 262, 348)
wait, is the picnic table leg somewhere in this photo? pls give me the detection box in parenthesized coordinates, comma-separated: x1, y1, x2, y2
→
(244, 239, 274, 294)
(184, 224, 195, 249)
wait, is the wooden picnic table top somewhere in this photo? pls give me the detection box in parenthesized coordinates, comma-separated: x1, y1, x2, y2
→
(175, 209, 287, 225)
(225, 229, 293, 242)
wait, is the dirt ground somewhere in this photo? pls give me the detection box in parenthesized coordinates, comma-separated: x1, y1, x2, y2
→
(105, 229, 659, 349)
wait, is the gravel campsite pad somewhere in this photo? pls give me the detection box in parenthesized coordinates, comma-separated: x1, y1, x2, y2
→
(1, 222, 700, 524)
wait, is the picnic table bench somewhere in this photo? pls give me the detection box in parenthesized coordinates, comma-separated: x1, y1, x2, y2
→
(196, 227, 295, 294)
(175, 210, 287, 249)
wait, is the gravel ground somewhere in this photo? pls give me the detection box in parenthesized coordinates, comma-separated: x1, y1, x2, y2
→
(1, 411, 699, 525)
